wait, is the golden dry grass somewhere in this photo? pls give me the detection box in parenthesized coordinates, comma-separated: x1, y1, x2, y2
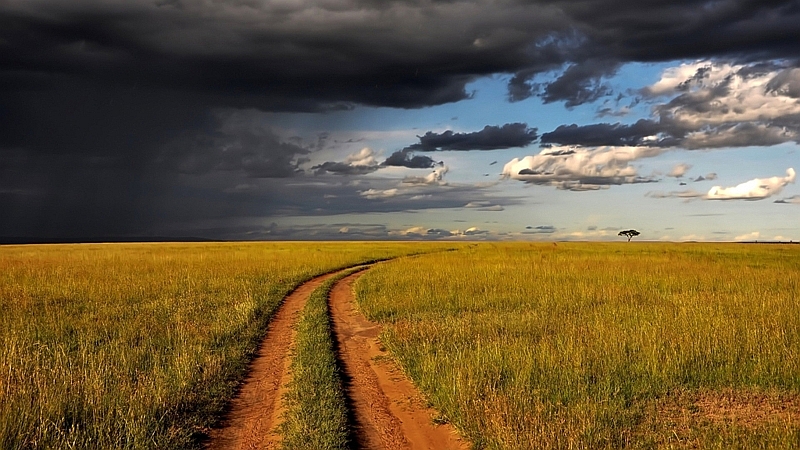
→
(356, 242, 800, 449)
(0, 242, 436, 449)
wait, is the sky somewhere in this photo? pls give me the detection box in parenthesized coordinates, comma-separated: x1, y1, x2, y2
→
(1, 0, 799, 242)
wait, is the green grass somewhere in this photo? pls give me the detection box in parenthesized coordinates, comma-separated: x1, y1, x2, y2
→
(0, 242, 442, 449)
(355, 242, 800, 449)
(279, 267, 364, 450)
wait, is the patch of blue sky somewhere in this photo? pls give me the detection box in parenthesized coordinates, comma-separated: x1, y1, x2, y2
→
(279, 58, 798, 241)
(276, 60, 680, 165)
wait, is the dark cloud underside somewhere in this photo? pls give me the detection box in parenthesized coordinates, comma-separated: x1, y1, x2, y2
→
(407, 123, 538, 151)
(541, 120, 666, 147)
(315, 123, 537, 174)
(310, 161, 380, 176)
(540, 61, 800, 150)
(383, 149, 441, 169)
(4, 1, 800, 114)
(3, 0, 800, 238)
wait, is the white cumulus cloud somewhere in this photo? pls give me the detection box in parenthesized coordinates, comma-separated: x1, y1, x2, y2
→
(649, 168, 796, 201)
(502, 145, 662, 191)
(643, 61, 800, 148)
(360, 188, 399, 199)
(461, 227, 489, 236)
(402, 166, 449, 185)
(706, 168, 795, 200)
(346, 147, 380, 166)
(647, 62, 800, 126)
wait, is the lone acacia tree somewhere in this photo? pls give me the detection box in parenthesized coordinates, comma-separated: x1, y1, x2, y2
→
(618, 229, 640, 242)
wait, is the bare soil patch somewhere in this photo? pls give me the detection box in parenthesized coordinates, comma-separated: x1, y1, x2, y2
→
(329, 270, 470, 450)
(205, 271, 339, 450)
(658, 389, 800, 429)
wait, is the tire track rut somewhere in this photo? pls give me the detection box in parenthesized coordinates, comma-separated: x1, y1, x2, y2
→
(329, 270, 469, 450)
(205, 270, 339, 450)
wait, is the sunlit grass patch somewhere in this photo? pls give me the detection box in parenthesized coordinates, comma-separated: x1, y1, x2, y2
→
(356, 242, 800, 449)
(0, 242, 440, 449)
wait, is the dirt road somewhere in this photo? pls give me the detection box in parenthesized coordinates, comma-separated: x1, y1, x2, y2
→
(329, 270, 469, 450)
(206, 265, 469, 450)
(205, 271, 339, 450)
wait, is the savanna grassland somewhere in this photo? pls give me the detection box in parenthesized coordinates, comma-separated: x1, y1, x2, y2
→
(3, 241, 799, 449)
(0, 242, 440, 449)
(356, 243, 800, 449)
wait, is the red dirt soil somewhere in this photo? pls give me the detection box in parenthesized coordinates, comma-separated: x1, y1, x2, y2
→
(329, 270, 470, 450)
(205, 271, 338, 450)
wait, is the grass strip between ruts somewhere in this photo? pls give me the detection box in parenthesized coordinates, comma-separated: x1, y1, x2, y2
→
(279, 266, 365, 450)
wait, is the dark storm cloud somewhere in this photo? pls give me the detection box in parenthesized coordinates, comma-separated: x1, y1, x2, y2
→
(541, 115, 798, 151)
(541, 119, 667, 147)
(159, 117, 311, 178)
(0, 107, 313, 238)
(406, 123, 538, 151)
(0, 0, 559, 112)
(505, 1, 800, 105)
(540, 59, 621, 108)
(681, 122, 796, 149)
(4, 1, 800, 115)
(383, 149, 441, 169)
(53, 171, 519, 239)
(0, 148, 168, 239)
(248, 223, 393, 241)
(313, 123, 536, 176)
(310, 161, 381, 176)
(4, 0, 800, 238)
(264, 175, 520, 218)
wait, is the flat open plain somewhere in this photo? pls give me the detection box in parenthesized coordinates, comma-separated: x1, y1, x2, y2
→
(2, 242, 798, 449)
